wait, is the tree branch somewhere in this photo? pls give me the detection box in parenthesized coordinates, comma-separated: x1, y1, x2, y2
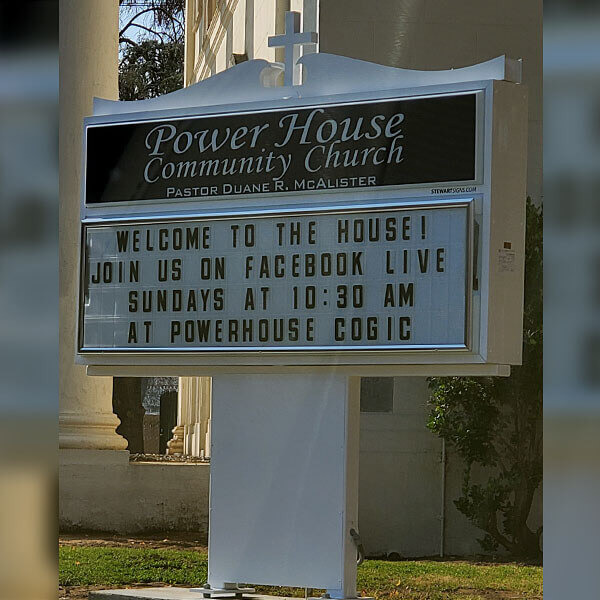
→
(129, 22, 170, 42)
(119, 7, 155, 37)
(154, 6, 184, 32)
(119, 36, 139, 47)
(486, 513, 516, 554)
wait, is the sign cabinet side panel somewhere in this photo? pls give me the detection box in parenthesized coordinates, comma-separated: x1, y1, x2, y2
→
(487, 81, 528, 365)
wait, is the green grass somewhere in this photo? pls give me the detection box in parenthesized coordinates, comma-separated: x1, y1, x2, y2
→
(59, 546, 542, 600)
(60, 547, 208, 587)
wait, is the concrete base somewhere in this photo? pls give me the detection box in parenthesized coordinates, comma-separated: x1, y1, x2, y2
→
(90, 593, 373, 600)
(90, 589, 207, 599)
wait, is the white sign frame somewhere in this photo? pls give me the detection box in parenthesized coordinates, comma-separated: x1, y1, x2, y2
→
(76, 54, 527, 376)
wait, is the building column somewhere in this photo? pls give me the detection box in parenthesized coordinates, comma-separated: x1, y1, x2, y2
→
(166, 395, 186, 456)
(168, 377, 212, 457)
(197, 377, 212, 458)
(59, 0, 127, 456)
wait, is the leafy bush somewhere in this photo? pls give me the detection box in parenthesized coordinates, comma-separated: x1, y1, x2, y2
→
(428, 199, 542, 558)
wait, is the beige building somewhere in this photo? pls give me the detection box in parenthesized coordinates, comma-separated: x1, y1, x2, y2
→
(59, 0, 542, 558)
(185, 0, 541, 203)
(178, 0, 543, 557)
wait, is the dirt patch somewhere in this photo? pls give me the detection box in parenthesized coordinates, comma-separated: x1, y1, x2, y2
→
(59, 533, 207, 553)
(129, 453, 209, 464)
(455, 590, 541, 599)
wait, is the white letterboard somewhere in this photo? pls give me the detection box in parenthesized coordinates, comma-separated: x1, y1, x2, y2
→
(79, 203, 470, 352)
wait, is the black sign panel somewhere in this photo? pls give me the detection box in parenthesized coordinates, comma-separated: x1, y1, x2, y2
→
(85, 93, 477, 204)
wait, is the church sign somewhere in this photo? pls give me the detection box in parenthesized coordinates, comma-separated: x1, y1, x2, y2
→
(74, 17, 530, 599)
(76, 53, 527, 373)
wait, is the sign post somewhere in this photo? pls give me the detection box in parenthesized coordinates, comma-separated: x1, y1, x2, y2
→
(77, 13, 527, 598)
(205, 374, 361, 598)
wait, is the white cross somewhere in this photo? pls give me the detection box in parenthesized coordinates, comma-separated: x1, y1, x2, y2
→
(268, 11, 318, 86)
